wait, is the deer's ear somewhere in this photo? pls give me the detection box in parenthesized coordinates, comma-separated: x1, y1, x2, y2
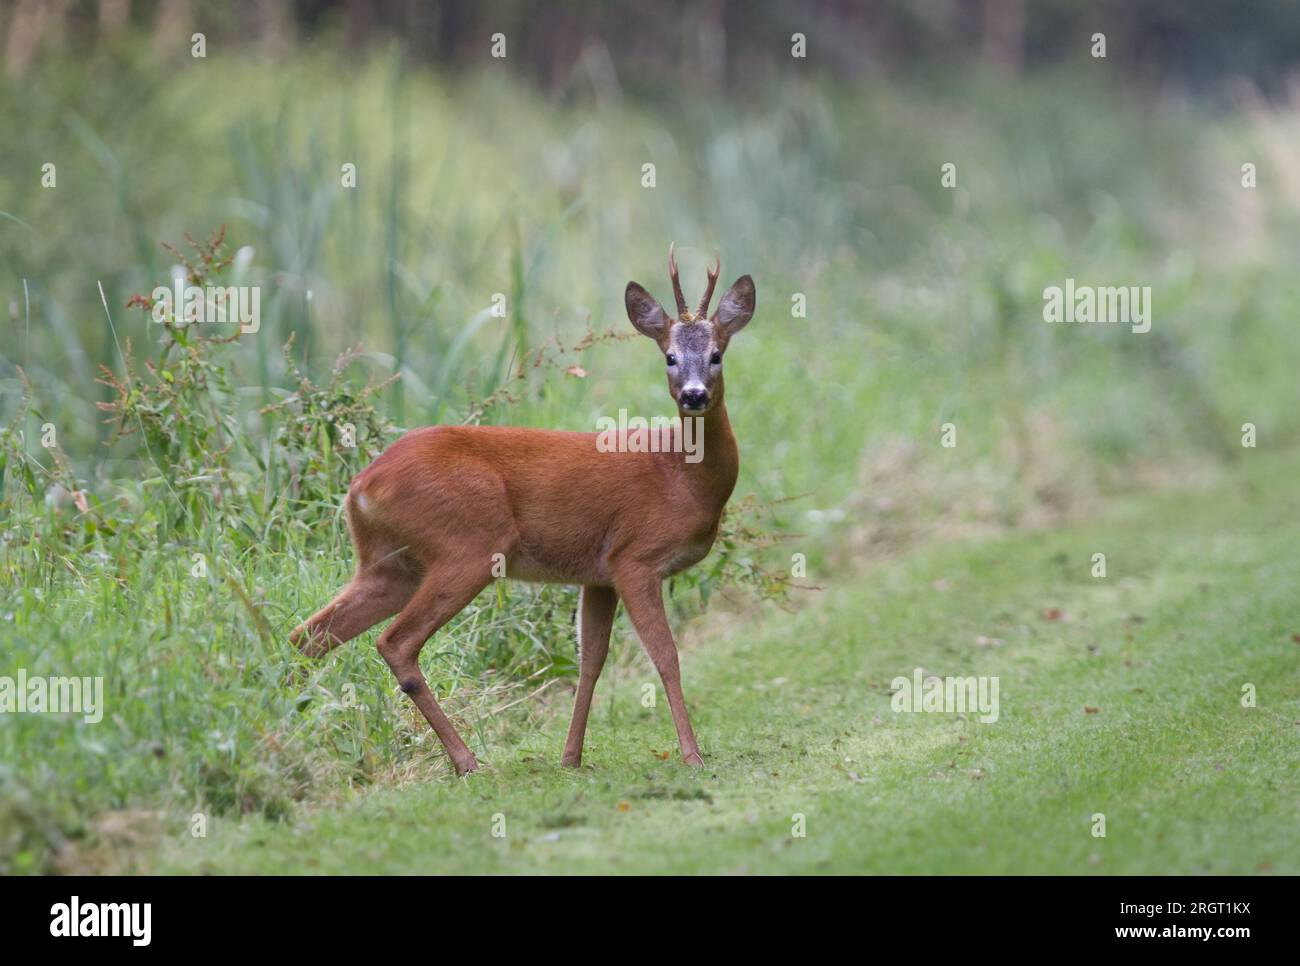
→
(714, 275, 755, 339)
(625, 282, 671, 342)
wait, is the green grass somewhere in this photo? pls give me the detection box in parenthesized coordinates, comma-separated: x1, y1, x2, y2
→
(115, 447, 1298, 875)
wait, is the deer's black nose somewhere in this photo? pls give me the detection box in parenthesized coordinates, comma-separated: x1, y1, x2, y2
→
(680, 388, 709, 411)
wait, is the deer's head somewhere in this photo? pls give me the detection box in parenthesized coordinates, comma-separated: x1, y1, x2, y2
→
(624, 243, 756, 416)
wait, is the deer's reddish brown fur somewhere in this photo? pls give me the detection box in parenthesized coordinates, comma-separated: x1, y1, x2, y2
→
(291, 246, 756, 776)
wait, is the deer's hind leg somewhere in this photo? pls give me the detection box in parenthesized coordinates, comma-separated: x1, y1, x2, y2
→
(290, 556, 420, 658)
(376, 562, 495, 776)
(291, 494, 421, 657)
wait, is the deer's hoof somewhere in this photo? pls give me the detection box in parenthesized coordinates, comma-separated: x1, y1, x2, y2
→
(452, 755, 480, 777)
(290, 626, 329, 658)
(682, 750, 705, 767)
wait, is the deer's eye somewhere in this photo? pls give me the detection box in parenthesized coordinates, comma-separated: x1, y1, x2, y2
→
(710, 351, 722, 365)
(666, 353, 677, 367)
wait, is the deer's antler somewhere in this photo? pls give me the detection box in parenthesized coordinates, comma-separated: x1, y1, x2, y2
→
(668, 242, 689, 319)
(697, 252, 720, 319)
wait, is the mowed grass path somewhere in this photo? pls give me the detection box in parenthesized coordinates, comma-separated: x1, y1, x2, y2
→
(151, 452, 1299, 874)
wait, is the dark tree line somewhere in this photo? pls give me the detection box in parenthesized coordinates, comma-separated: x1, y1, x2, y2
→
(7, 1, 1300, 95)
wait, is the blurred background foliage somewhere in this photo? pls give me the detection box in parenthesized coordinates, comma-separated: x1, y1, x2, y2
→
(3, 0, 1300, 871)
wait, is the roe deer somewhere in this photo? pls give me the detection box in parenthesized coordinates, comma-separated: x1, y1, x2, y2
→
(291, 245, 756, 775)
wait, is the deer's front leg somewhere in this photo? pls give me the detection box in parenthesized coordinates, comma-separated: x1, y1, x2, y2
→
(561, 585, 619, 768)
(614, 569, 703, 767)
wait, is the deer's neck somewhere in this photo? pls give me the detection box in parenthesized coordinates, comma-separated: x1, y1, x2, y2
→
(678, 396, 739, 513)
